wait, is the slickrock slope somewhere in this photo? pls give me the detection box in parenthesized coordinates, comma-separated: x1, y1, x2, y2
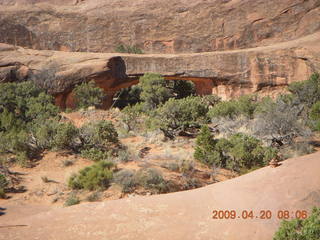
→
(1, 152, 320, 240)
(0, 0, 319, 53)
(1, 32, 320, 107)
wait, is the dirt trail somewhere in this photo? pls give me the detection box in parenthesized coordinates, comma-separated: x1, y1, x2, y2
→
(1, 152, 319, 240)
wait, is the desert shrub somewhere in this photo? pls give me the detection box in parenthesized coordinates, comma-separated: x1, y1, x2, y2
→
(0, 188, 6, 199)
(237, 95, 258, 118)
(120, 103, 144, 132)
(0, 81, 59, 162)
(208, 100, 239, 119)
(80, 148, 110, 162)
(139, 73, 172, 110)
(225, 133, 276, 171)
(194, 126, 277, 171)
(74, 81, 106, 109)
(52, 122, 78, 150)
(0, 174, 8, 198)
(114, 169, 136, 193)
(116, 149, 132, 162)
(78, 121, 120, 161)
(208, 95, 257, 120)
(161, 162, 180, 172)
(288, 73, 320, 107)
(183, 177, 202, 190)
(273, 207, 320, 240)
(194, 125, 223, 167)
(134, 168, 168, 193)
(115, 44, 143, 54)
(253, 95, 310, 146)
(30, 119, 79, 151)
(86, 192, 101, 202)
(279, 142, 315, 159)
(201, 95, 221, 107)
(79, 120, 119, 149)
(68, 161, 115, 191)
(0, 174, 8, 189)
(0, 81, 58, 128)
(156, 96, 209, 138)
(64, 194, 80, 207)
(309, 101, 320, 131)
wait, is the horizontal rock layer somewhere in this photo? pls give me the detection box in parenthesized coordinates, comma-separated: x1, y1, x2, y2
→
(1, 32, 320, 108)
(0, 0, 319, 53)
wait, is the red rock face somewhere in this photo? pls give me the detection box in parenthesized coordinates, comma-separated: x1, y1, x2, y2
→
(0, 0, 319, 107)
(0, 0, 319, 53)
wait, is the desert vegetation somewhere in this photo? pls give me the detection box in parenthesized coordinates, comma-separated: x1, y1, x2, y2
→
(274, 207, 320, 240)
(0, 72, 319, 205)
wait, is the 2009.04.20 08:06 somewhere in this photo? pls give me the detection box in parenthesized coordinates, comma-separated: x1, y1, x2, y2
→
(212, 210, 308, 220)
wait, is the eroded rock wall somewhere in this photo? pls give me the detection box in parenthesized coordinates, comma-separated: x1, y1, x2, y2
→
(0, 31, 319, 108)
(0, 0, 319, 53)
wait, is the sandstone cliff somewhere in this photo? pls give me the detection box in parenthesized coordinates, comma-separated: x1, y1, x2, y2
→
(1, 32, 319, 108)
(0, 0, 319, 53)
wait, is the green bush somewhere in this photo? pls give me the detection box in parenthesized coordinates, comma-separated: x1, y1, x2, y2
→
(30, 119, 79, 151)
(208, 100, 239, 119)
(310, 101, 320, 131)
(64, 194, 80, 207)
(208, 95, 257, 120)
(80, 148, 110, 162)
(0, 81, 59, 162)
(274, 207, 320, 240)
(156, 96, 209, 138)
(74, 81, 106, 109)
(79, 120, 119, 149)
(115, 44, 143, 54)
(0, 174, 8, 199)
(68, 161, 115, 191)
(194, 126, 277, 171)
(0, 174, 8, 189)
(78, 121, 120, 161)
(194, 125, 221, 167)
(0, 81, 58, 130)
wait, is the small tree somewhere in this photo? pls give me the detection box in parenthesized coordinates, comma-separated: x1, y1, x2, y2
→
(74, 81, 106, 109)
(139, 73, 172, 110)
(194, 125, 222, 167)
(157, 96, 209, 138)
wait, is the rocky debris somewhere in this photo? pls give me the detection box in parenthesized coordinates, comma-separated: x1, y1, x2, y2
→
(0, 0, 319, 53)
(269, 158, 280, 168)
(138, 147, 151, 158)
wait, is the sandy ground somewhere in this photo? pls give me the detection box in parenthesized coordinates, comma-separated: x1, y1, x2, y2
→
(1, 151, 319, 240)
